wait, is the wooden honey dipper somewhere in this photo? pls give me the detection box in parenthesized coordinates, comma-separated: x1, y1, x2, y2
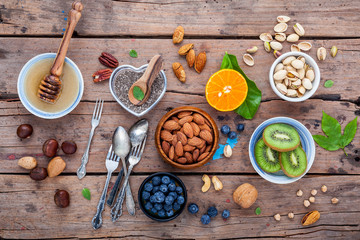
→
(37, 1, 83, 103)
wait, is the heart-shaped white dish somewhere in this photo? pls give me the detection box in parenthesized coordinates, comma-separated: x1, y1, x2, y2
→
(109, 64, 167, 117)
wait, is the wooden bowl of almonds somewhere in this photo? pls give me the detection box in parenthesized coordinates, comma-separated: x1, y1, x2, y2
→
(269, 52, 320, 102)
(155, 106, 219, 169)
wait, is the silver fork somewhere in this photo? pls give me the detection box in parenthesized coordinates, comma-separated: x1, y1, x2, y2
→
(77, 98, 104, 179)
(111, 135, 147, 221)
(92, 145, 120, 230)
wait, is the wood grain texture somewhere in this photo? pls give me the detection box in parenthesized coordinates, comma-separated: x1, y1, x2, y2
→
(0, 0, 359, 37)
(0, 175, 359, 239)
(1, 99, 358, 174)
(1, 38, 360, 102)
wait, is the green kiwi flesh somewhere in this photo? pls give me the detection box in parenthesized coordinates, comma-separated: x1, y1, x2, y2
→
(263, 123, 300, 152)
(254, 138, 281, 173)
(280, 147, 307, 177)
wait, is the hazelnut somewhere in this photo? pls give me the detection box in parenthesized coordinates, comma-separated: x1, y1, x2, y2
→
(296, 189, 303, 197)
(321, 185, 327, 193)
(309, 196, 315, 203)
(304, 200, 311, 207)
(331, 197, 339, 204)
(311, 189, 318, 196)
(54, 190, 70, 208)
(274, 213, 281, 221)
(61, 140, 77, 154)
(17, 124, 33, 139)
(42, 139, 59, 158)
(288, 212, 294, 219)
(29, 167, 48, 181)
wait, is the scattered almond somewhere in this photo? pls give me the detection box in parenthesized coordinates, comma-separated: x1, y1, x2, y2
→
(47, 156, 66, 178)
(172, 62, 186, 83)
(178, 43, 194, 56)
(172, 26, 184, 44)
(18, 156, 37, 170)
(194, 52, 207, 73)
(186, 49, 195, 68)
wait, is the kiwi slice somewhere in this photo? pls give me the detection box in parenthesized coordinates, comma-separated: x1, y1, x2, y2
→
(254, 138, 281, 173)
(263, 123, 300, 152)
(280, 147, 307, 177)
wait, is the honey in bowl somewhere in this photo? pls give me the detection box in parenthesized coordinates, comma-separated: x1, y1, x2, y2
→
(24, 58, 79, 113)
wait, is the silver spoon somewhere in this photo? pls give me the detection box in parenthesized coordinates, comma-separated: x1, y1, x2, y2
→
(112, 126, 135, 215)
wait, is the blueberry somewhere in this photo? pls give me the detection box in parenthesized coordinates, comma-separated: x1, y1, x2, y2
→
(175, 186, 183, 194)
(187, 203, 199, 214)
(142, 191, 150, 200)
(228, 131, 237, 139)
(164, 204, 172, 211)
(207, 206, 218, 218)
(177, 195, 185, 205)
(165, 195, 175, 205)
(166, 209, 174, 217)
(144, 182, 153, 192)
(201, 214, 211, 225)
(145, 202, 153, 210)
(160, 184, 168, 193)
(154, 191, 165, 203)
(236, 123, 245, 132)
(161, 176, 171, 185)
(152, 176, 161, 186)
(158, 209, 165, 217)
(173, 202, 181, 211)
(221, 125, 231, 135)
(168, 182, 176, 192)
(168, 191, 178, 199)
(154, 203, 163, 211)
(149, 195, 156, 203)
(222, 209, 230, 219)
(152, 186, 160, 194)
(150, 208, 158, 214)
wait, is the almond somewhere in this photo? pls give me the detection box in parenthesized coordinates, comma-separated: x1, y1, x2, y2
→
(193, 113, 205, 125)
(163, 120, 181, 131)
(178, 43, 194, 56)
(197, 152, 209, 162)
(174, 154, 178, 162)
(171, 116, 179, 123)
(178, 115, 193, 125)
(190, 122, 200, 136)
(172, 62, 186, 83)
(169, 146, 175, 160)
(178, 111, 192, 118)
(162, 141, 170, 155)
(47, 156, 66, 178)
(188, 137, 203, 147)
(198, 139, 206, 149)
(18, 156, 37, 170)
(160, 130, 173, 142)
(183, 122, 194, 138)
(195, 51, 206, 73)
(176, 132, 187, 145)
(171, 134, 178, 146)
(199, 124, 211, 132)
(184, 152, 193, 163)
(175, 141, 184, 157)
(173, 26, 184, 44)
(177, 157, 187, 164)
(193, 149, 200, 161)
(205, 145, 212, 153)
(200, 130, 213, 144)
(183, 144, 195, 152)
(199, 144, 206, 154)
(186, 49, 195, 68)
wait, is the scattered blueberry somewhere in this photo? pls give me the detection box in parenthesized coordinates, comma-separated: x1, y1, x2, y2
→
(165, 195, 175, 205)
(166, 209, 174, 217)
(144, 182, 153, 192)
(158, 209, 165, 217)
(201, 214, 211, 225)
(188, 203, 199, 214)
(236, 123, 245, 132)
(221, 125, 231, 135)
(207, 206, 218, 218)
(149, 195, 156, 203)
(152, 186, 160, 194)
(222, 209, 230, 219)
(145, 202, 153, 210)
(161, 176, 171, 185)
(164, 204, 172, 211)
(160, 184, 168, 193)
(168, 191, 178, 199)
(177, 195, 185, 205)
(175, 186, 183, 194)
(154, 203, 163, 211)
(228, 131, 237, 139)
(154, 191, 165, 203)
(142, 191, 150, 200)
(150, 207, 158, 214)
(173, 202, 181, 211)
(168, 182, 176, 192)
(152, 176, 161, 186)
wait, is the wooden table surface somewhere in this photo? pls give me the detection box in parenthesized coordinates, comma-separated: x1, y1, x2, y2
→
(1, 1, 360, 239)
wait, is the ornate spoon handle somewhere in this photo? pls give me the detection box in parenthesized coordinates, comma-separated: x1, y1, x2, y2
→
(92, 171, 112, 230)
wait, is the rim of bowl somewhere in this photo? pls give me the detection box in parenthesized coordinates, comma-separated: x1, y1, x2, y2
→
(17, 53, 84, 119)
(248, 117, 316, 184)
(269, 52, 320, 102)
(138, 172, 187, 222)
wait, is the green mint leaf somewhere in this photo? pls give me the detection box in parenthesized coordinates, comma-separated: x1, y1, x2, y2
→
(340, 117, 358, 147)
(324, 80, 334, 88)
(312, 135, 341, 151)
(129, 49, 138, 58)
(255, 207, 261, 215)
(133, 86, 145, 101)
(221, 52, 262, 119)
(82, 188, 91, 200)
(321, 111, 341, 139)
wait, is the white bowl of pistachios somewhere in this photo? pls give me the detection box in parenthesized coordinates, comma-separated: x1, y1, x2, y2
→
(269, 52, 320, 102)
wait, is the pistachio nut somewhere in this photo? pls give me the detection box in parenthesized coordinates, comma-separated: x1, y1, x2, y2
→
(274, 63, 284, 73)
(330, 46, 338, 57)
(276, 83, 288, 95)
(274, 22, 288, 33)
(286, 89, 298, 97)
(302, 211, 320, 226)
(293, 23, 305, 36)
(290, 79, 302, 89)
(291, 59, 305, 69)
(273, 50, 282, 58)
(286, 65, 296, 72)
(246, 46, 258, 54)
(243, 53, 254, 66)
(298, 86, 306, 95)
(297, 56, 306, 63)
(291, 44, 301, 52)
(273, 69, 287, 81)
(260, 33, 273, 42)
(298, 68, 305, 79)
(275, 33, 286, 42)
(277, 15, 291, 23)
(287, 70, 300, 78)
(275, 79, 284, 85)
(287, 33, 299, 43)
(223, 145, 232, 158)
(302, 78, 313, 90)
(287, 77, 298, 82)
(298, 42, 312, 51)
(306, 69, 315, 81)
(283, 56, 296, 65)
(317, 47, 326, 61)
(270, 41, 283, 51)
(264, 41, 271, 52)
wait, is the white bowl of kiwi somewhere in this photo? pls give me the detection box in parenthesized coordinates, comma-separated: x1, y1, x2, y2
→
(249, 117, 315, 184)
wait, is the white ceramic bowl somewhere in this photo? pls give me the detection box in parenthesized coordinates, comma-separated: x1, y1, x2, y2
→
(17, 53, 84, 119)
(249, 117, 316, 184)
(269, 52, 320, 102)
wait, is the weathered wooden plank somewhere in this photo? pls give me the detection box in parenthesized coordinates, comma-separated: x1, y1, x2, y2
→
(1, 38, 360, 102)
(0, 175, 359, 239)
(1, 99, 359, 174)
(0, 0, 359, 37)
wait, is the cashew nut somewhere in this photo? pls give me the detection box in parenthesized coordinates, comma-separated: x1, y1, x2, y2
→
(201, 174, 211, 192)
(212, 176, 223, 191)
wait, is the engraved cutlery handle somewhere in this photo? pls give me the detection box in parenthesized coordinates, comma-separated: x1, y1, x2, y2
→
(106, 167, 124, 206)
(77, 127, 95, 179)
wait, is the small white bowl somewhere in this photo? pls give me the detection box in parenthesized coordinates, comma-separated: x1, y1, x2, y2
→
(269, 52, 320, 102)
(17, 53, 84, 119)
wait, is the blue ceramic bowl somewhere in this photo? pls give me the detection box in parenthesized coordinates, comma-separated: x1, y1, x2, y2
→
(249, 117, 315, 184)
(17, 53, 84, 119)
